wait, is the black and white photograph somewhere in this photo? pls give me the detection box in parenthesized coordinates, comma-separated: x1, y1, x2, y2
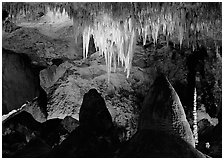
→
(2, 2, 222, 158)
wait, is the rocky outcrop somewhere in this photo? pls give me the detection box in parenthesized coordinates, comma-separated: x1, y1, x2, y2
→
(48, 89, 119, 157)
(2, 99, 47, 123)
(79, 89, 114, 135)
(40, 118, 67, 147)
(2, 25, 79, 60)
(2, 78, 211, 158)
(2, 110, 77, 157)
(39, 61, 73, 94)
(3, 20, 21, 33)
(61, 116, 79, 133)
(2, 49, 40, 114)
(197, 119, 222, 158)
(2, 111, 42, 157)
(118, 75, 206, 158)
(44, 60, 149, 140)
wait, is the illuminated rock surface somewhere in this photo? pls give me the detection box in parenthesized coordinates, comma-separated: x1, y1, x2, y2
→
(118, 75, 206, 157)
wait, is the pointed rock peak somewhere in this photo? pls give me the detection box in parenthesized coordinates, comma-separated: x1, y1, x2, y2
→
(139, 74, 195, 147)
(79, 88, 113, 135)
(86, 88, 99, 96)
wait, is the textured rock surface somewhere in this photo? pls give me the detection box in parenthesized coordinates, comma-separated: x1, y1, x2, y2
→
(2, 7, 221, 157)
(2, 110, 42, 155)
(3, 20, 21, 33)
(23, 100, 48, 123)
(118, 75, 205, 158)
(48, 89, 119, 157)
(44, 60, 150, 140)
(39, 61, 73, 93)
(2, 49, 40, 114)
(139, 74, 195, 147)
(61, 116, 79, 133)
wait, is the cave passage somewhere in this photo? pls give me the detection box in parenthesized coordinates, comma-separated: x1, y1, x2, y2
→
(2, 2, 222, 158)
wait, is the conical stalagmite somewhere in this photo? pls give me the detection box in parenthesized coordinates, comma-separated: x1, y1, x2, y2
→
(139, 74, 195, 147)
(118, 74, 206, 158)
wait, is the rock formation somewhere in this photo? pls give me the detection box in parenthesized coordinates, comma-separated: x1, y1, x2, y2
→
(197, 119, 222, 157)
(79, 88, 114, 134)
(2, 110, 74, 157)
(2, 49, 40, 114)
(61, 116, 79, 133)
(48, 89, 119, 157)
(39, 118, 67, 147)
(3, 20, 21, 33)
(118, 75, 206, 158)
(3, 111, 42, 157)
(139, 74, 195, 147)
(2, 2, 221, 158)
(39, 61, 72, 94)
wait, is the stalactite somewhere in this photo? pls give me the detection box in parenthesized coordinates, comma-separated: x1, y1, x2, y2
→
(2, 2, 221, 81)
(82, 13, 136, 81)
(179, 25, 184, 48)
(193, 87, 198, 146)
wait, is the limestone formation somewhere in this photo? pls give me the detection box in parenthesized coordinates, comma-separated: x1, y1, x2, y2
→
(48, 89, 119, 157)
(2, 49, 40, 114)
(139, 74, 195, 147)
(79, 88, 114, 135)
(118, 75, 206, 158)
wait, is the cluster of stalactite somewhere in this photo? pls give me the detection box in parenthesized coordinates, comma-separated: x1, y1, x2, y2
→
(2, 2, 47, 20)
(72, 2, 221, 79)
(135, 2, 222, 49)
(82, 13, 136, 80)
(3, 2, 221, 42)
(2, 2, 221, 79)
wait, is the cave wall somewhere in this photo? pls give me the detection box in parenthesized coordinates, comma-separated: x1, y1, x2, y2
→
(2, 49, 40, 114)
